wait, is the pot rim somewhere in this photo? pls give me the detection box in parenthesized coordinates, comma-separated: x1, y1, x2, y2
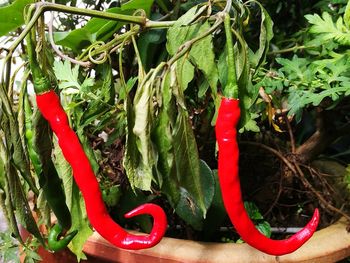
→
(83, 217, 350, 263)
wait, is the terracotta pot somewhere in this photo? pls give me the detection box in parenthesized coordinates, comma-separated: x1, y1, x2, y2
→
(82, 218, 350, 263)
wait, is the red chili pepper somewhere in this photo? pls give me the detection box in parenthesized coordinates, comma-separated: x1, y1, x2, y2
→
(215, 97, 320, 256)
(36, 90, 167, 249)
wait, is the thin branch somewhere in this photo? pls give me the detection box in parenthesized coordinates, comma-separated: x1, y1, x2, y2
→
(268, 45, 311, 55)
(242, 141, 350, 222)
(240, 141, 296, 173)
(283, 113, 296, 154)
(263, 170, 283, 217)
(48, 12, 91, 67)
(224, 0, 232, 13)
(294, 163, 350, 222)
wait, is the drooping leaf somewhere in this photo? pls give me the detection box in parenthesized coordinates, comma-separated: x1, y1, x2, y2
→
(124, 95, 154, 191)
(167, 12, 218, 94)
(248, 2, 274, 70)
(153, 73, 179, 204)
(173, 110, 214, 216)
(8, 164, 44, 245)
(0, 0, 34, 37)
(53, 138, 74, 209)
(188, 21, 219, 91)
(175, 57, 195, 92)
(132, 78, 156, 190)
(68, 184, 93, 261)
(166, 5, 207, 55)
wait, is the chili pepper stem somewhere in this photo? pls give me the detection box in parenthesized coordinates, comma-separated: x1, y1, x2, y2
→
(223, 13, 239, 99)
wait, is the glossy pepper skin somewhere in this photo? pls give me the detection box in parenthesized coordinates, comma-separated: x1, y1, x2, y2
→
(36, 90, 167, 249)
(215, 97, 320, 256)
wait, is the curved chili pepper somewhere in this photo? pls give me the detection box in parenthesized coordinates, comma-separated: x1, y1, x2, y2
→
(36, 90, 167, 249)
(48, 224, 78, 252)
(215, 97, 320, 256)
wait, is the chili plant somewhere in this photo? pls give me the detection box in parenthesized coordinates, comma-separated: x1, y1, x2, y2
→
(0, 0, 330, 260)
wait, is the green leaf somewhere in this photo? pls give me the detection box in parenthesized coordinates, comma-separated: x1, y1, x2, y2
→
(56, 7, 133, 51)
(218, 48, 228, 89)
(81, 63, 115, 128)
(175, 57, 195, 92)
(249, 3, 274, 70)
(137, 28, 167, 71)
(244, 202, 263, 220)
(173, 110, 214, 216)
(68, 184, 93, 261)
(102, 185, 121, 207)
(239, 112, 260, 133)
(198, 78, 210, 98)
(121, 0, 155, 16)
(117, 77, 137, 101)
(305, 12, 350, 45)
(166, 5, 207, 55)
(53, 60, 95, 95)
(256, 221, 271, 238)
(344, 0, 350, 29)
(188, 21, 219, 91)
(276, 56, 310, 80)
(0, 0, 34, 37)
(175, 187, 203, 231)
(167, 19, 218, 94)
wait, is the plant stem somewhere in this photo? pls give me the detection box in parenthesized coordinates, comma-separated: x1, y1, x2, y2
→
(1, 1, 176, 88)
(7, 2, 174, 54)
(268, 45, 312, 55)
(145, 20, 176, 28)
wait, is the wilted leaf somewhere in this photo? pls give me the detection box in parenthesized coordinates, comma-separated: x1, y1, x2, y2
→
(0, 0, 34, 37)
